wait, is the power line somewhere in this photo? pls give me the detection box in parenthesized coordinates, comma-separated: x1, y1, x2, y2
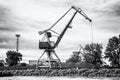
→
(90, 22, 94, 43)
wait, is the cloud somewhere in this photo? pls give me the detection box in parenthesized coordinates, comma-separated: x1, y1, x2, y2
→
(0, 5, 28, 32)
(91, 0, 120, 16)
(0, 3, 45, 49)
(0, 0, 120, 62)
(0, 5, 31, 49)
(0, 5, 15, 48)
(85, 0, 120, 34)
(110, 1, 120, 16)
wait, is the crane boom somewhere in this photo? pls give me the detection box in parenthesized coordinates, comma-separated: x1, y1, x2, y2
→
(54, 6, 92, 48)
(54, 11, 77, 48)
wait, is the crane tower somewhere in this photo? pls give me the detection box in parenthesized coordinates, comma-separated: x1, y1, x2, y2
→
(15, 34, 20, 52)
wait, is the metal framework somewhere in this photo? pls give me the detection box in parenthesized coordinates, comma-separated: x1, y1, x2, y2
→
(36, 6, 92, 69)
(15, 34, 20, 52)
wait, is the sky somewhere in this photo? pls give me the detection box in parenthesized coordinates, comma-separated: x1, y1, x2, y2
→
(0, 0, 120, 63)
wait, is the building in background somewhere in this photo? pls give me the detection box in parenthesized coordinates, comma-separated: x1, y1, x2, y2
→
(29, 60, 37, 65)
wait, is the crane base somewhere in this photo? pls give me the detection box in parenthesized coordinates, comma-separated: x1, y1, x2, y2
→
(36, 49, 61, 69)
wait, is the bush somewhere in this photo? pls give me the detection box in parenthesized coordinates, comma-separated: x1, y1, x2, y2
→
(0, 63, 4, 67)
(65, 62, 76, 68)
(75, 61, 94, 69)
(21, 63, 27, 66)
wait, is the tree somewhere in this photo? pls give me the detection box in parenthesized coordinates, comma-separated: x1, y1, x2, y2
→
(104, 35, 120, 68)
(6, 50, 22, 66)
(66, 52, 81, 63)
(83, 43, 103, 68)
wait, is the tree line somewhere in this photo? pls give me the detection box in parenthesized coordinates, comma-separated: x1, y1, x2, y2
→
(3, 35, 120, 69)
(66, 35, 120, 68)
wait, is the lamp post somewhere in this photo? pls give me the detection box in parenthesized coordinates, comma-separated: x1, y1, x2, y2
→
(15, 34, 20, 52)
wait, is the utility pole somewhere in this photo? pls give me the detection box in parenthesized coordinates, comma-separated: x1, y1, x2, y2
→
(15, 34, 20, 52)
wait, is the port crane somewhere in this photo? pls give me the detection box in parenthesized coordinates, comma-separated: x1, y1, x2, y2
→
(36, 6, 92, 69)
(73, 45, 85, 61)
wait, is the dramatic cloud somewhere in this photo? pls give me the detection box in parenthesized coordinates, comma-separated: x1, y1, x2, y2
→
(0, 4, 41, 49)
(0, 0, 120, 62)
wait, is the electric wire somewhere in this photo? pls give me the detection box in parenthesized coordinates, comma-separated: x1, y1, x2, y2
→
(90, 21, 94, 54)
(90, 22, 94, 44)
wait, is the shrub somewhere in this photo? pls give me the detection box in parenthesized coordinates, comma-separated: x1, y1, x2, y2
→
(75, 61, 94, 69)
(0, 63, 4, 67)
(21, 63, 27, 66)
